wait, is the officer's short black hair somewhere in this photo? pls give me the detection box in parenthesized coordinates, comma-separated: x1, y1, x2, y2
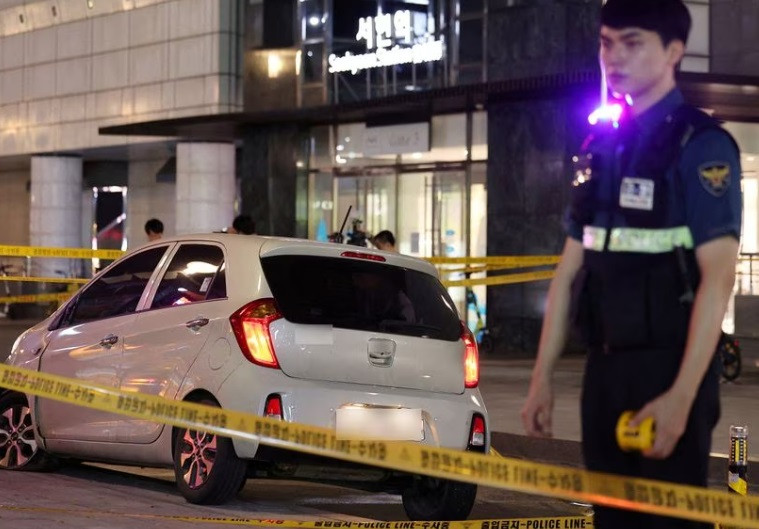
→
(601, 0, 692, 46)
(373, 230, 395, 247)
(232, 214, 255, 235)
(144, 218, 164, 235)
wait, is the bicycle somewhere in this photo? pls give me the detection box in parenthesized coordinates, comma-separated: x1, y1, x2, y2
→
(465, 287, 493, 354)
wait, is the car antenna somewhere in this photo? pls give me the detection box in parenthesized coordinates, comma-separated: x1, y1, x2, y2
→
(337, 205, 352, 243)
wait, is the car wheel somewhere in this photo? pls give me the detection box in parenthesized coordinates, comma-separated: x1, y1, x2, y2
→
(402, 476, 477, 520)
(0, 393, 55, 471)
(172, 398, 247, 505)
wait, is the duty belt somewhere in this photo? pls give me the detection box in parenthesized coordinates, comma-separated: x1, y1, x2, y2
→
(583, 226, 694, 253)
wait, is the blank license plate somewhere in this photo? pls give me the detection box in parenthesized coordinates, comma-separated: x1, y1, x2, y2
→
(335, 408, 424, 441)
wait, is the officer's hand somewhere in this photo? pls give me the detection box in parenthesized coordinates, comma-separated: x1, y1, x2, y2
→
(521, 378, 554, 438)
(632, 389, 692, 459)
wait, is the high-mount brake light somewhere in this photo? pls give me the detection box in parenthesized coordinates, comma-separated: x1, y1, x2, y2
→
(341, 251, 386, 262)
(461, 322, 479, 388)
(230, 298, 282, 368)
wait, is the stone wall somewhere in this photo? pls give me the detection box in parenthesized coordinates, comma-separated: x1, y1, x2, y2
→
(710, 0, 759, 75)
(485, 0, 599, 354)
(240, 125, 305, 236)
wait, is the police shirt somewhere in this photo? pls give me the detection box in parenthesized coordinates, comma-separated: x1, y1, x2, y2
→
(566, 88, 742, 248)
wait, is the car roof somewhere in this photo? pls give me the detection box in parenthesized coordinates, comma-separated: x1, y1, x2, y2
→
(130, 233, 439, 277)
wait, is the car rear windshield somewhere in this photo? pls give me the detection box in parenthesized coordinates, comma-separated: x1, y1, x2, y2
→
(261, 255, 461, 341)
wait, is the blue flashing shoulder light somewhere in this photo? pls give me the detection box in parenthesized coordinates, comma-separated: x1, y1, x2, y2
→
(588, 70, 632, 128)
(588, 102, 624, 128)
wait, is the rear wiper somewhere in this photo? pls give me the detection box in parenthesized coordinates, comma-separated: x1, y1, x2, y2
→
(378, 320, 441, 334)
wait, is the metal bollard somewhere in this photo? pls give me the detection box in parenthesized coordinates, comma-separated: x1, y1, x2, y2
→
(728, 425, 749, 495)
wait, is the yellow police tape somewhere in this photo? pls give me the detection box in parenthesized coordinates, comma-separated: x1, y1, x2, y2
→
(0, 506, 592, 528)
(0, 292, 72, 304)
(0, 275, 88, 284)
(0, 244, 124, 260)
(1, 364, 758, 527)
(442, 271, 556, 288)
(427, 256, 560, 267)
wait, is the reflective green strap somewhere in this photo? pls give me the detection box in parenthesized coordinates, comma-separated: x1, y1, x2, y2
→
(582, 226, 606, 252)
(583, 226, 694, 253)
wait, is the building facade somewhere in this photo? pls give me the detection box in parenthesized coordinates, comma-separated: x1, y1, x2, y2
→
(1, 0, 758, 351)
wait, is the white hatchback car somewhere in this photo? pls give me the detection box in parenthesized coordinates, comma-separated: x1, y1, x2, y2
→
(1, 234, 489, 520)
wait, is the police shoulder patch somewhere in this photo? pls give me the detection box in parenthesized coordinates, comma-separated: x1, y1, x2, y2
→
(698, 162, 731, 197)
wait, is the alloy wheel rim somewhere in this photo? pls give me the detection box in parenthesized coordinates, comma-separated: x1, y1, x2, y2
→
(179, 429, 217, 489)
(0, 405, 38, 468)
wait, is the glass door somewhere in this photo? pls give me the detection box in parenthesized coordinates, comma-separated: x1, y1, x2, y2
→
(397, 171, 465, 258)
(333, 174, 396, 244)
(398, 170, 467, 313)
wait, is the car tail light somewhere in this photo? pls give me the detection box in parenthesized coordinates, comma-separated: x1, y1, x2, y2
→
(341, 251, 386, 262)
(230, 299, 282, 368)
(264, 394, 283, 419)
(462, 322, 479, 388)
(468, 414, 486, 449)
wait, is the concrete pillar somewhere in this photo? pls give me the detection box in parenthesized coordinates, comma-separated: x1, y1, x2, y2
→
(175, 142, 236, 235)
(30, 155, 83, 278)
(127, 159, 176, 248)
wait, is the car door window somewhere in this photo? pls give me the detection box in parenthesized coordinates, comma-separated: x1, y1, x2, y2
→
(65, 247, 168, 326)
(150, 244, 226, 309)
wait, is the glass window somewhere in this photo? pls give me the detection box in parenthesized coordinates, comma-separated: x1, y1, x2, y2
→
(303, 43, 324, 83)
(472, 110, 488, 160)
(66, 247, 167, 326)
(150, 245, 226, 309)
(309, 172, 335, 241)
(309, 126, 333, 170)
(261, 255, 461, 341)
(459, 18, 483, 64)
(302, 0, 326, 40)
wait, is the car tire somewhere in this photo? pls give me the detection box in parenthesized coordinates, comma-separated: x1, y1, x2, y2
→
(172, 398, 247, 505)
(0, 393, 56, 471)
(402, 477, 477, 520)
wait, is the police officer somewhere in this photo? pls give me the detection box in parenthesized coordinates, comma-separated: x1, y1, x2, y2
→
(521, 1, 742, 528)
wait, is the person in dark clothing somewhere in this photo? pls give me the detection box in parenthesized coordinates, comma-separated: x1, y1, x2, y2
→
(144, 218, 164, 241)
(228, 214, 255, 235)
(372, 230, 397, 252)
(521, 1, 742, 528)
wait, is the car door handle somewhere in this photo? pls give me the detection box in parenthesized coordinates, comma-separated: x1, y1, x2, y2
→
(185, 317, 210, 330)
(100, 334, 118, 347)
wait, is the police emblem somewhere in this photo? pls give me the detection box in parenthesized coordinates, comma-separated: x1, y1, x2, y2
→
(698, 162, 731, 197)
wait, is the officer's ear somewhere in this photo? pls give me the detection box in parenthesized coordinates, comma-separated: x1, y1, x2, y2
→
(665, 39, 686, 69)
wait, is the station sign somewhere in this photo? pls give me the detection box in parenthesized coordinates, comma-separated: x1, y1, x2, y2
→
(327, 10, 444, 75)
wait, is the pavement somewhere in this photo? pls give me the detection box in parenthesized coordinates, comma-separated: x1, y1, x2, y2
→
(1, 317, 758, 492)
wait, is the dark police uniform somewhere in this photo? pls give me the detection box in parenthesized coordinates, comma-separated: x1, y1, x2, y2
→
(567, 88, 742, 529)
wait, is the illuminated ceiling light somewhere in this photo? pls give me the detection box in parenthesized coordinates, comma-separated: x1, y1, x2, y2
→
(268, 53, 283, 78)
(87, 0, 94, 8)
(336, 144, 344, 151)
(308, 15, 321, 26)
(748, 156, 756, 162)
